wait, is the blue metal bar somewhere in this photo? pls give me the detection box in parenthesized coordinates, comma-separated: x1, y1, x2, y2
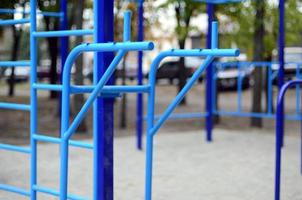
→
(206, 3, 215, 143)
(275, 80, 302, 200)
(0, 9, 63, 17)
(33, 83, 150, 93)
(152, 112, 208, 120)
(0, 61, 30, 67)
(0, 143, 31, 153)
(29, 0, 38, 199)
(268, 63, 273, 114)
(0, 103, 30, 111)
(0, 19, 30, 26)
(33, 30, 94, 38)
(0, 184, 30, 197)
(32, 185, 88, 200)
(59, 0, 69, 133)
(93, 1, 114, 199)
(136, 0, 145, 150)
(33, 134, 93, 149)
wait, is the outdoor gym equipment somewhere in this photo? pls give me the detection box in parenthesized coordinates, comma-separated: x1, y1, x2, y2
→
(136, 0, 289, 148)
(0, 1, 239, 199)
(275, 79, 302, 200)
(144, 22, 239, 200)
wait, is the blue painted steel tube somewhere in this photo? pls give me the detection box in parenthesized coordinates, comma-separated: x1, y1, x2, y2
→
(0, 144, 31, 153)
(33, 29, 94, 38)
(206, 3, 215, 142)
(145, 46, 239, 200)
(29, 0, 38, 199)
(268, 63, 273, 114)
(32, 185, 88, 200)
(275, 80, 302, 200)
(0, 61, 30, 67)
(136, 0, 145, 150)
(0, 184, 30, 197)
(0, 103, 30, 111)
(0, 9, 63, 17)
(278, 0, 285, 147)
(33, 83, 150, 94)
(59, 0, 68, 126)
(0, 18, 30, 26)
(93, 1, 114, 199)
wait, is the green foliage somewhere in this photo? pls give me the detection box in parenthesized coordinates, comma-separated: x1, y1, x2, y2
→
(217, 0, 302, 60)
(158, 0, 204, 43)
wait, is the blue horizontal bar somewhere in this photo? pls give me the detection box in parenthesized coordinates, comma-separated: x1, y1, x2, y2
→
(33, 134, 93, 149)
(33, 84, 150, 94)
(0, 143, 30, 153)
(0, 19, 30, 26)
(152, 112, 208, 120)
(0, 9, 63, 17)
(0, 61, 30, 67)
(33, 30, 94, 38)
(0, 184, 30, 196)
(0, 103, 30, 111)
(32, 185, 88, 200)
(71, 85, 151, 94)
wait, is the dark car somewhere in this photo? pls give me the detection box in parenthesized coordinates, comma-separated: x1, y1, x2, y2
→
(150, 59, 203, 84)
(215, 63, 253, 90)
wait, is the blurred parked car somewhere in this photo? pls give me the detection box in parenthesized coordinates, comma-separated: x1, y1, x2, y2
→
(215, 62, 253, 90)
(147, 57, 204, 84)
(272, 47, 302, 83)
(4, 67, 30, 82)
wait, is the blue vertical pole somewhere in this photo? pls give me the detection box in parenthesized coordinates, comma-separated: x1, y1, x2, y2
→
(136, 0, 144, 150)
(59, 0, 68, 128)
(93, 0, 114, 200)
(60, 0, 68, 79)
(29, 0, 37, 199)
(206, 3, 214, 142)
(278, 0, 285, 146)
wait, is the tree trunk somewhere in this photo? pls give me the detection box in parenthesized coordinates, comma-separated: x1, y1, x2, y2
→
(8, 3, 25, 97)
(72, 0, 87, 133)
(120, 54, 128, 129)
(178, 39, 187, 105)
(251, 0, 265, 127)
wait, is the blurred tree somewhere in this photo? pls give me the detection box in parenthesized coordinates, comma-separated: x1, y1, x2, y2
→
(158, 0, 204, 105)
(37, 0, 60, 99)
(72, 0, 87, 133)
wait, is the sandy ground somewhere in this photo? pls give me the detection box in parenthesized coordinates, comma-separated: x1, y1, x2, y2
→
(0, 129, 301, 200)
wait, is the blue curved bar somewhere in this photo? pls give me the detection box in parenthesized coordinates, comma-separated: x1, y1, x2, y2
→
(275, 79, 302, 200)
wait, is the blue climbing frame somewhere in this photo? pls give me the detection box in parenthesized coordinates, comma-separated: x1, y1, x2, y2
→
(136, 0, 288, 147)
(144, 22, 240, 200)
(275, 79, 302, 200)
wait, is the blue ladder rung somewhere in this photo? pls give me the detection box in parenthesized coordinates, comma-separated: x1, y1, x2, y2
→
(33, 134, 93, 149)
(0, 103, 30, 111)
(0, 143, 30, 154)
(0, 184, 30, 197)
(0, 19, 30, 26)
(33, 29, 94, 38)
(0, 9, 63, 18)
(32, 185, 89, 200)
(33, 84, 121, 98)
(0, 61, 30, 67)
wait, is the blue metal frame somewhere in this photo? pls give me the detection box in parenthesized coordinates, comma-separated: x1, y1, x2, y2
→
(145, 22, 239, 200)
(275, 79, 302, 200)
(136, 0, 144, 150)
